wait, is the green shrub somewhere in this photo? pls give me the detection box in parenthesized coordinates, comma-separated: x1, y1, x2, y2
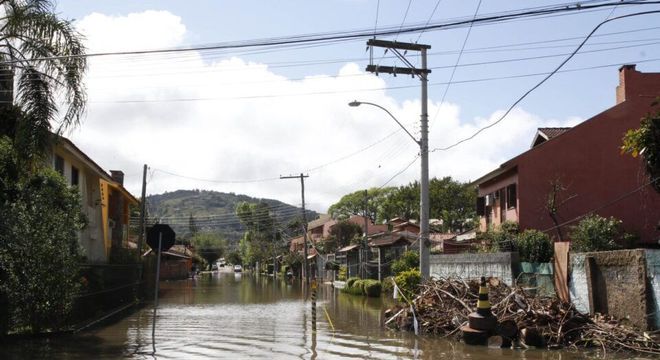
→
(346, 277, 360, 288)
(391, 250, 419, 275)
(477, 221, 520, 253)
(337, 266, 347, 281)
(515, 229, 553, 263)
(362, 279, 382, 297)
(342, 278, 364, 295)
(570, 214, 624, 252)
(500, 220, 520, 235)
(0, 164, 85, 333)
(394, 269, 421, 301)
(381, 276, 395, 293)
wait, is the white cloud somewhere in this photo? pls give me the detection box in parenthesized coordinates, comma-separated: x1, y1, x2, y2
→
(68, 10, 582, 213)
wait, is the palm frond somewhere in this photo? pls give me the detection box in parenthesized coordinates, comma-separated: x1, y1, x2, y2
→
(0, 0, 86, 130)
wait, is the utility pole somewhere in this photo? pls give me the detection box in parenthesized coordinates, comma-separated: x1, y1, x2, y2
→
(365, 39, 431, 280)
(362, 189, 369, 279)
(137, 164, 148, 260)
(281, 173, 310, 285)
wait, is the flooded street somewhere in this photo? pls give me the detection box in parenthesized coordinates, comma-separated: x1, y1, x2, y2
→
(0, 271, 622, 359)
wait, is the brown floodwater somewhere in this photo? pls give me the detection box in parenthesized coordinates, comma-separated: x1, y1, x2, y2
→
(0, 270, 647, 359)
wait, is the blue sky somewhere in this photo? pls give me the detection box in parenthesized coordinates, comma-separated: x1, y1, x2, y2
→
(53, 1, 660, 211)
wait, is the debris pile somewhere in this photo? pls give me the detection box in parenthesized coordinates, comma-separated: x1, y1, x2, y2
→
(384, 277, 660, 355)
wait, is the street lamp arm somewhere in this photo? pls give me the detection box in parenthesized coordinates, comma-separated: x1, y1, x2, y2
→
(349, 100, 420, 145)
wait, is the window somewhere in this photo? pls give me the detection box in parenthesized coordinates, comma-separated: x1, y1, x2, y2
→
(507, 183, 517, 209)
(54, 155, 64, 175)
(71, 166, 79, 186)
(476, 197, 485, 216)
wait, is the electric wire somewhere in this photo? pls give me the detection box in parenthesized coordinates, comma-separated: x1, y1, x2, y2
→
(2, 0, 654, 65)
(429, 0, 483, 130)
(430, 10, 660, 153)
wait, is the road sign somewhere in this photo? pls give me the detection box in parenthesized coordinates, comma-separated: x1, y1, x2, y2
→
(147, 224, 175, 252)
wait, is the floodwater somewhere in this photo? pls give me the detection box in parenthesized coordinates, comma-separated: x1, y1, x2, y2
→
(0, 270, 641, 359)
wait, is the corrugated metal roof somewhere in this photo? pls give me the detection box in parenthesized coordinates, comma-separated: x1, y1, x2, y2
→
(538, 127, 571, 139)
(337, 244, 359, 252)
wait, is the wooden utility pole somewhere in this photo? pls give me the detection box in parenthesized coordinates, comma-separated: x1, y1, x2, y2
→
(137, 164, 148, 260)
(281, 173, 310, 285)
(365, 39, 432, 280)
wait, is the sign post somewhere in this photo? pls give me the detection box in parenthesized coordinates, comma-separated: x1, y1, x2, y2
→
(146, 224, 175, 354)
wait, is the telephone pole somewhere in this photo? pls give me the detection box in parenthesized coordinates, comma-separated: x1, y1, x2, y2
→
(137, 164, 148, 260)
(281, 173, 310, 285)
(365, 39, 431, 280)
(362, 189, 368, 279)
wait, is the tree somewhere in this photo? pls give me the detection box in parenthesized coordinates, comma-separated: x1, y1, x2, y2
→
(0, 0, 87, 166)
(327, 220, 363, 249)
(621, 98, 660, 192)
(226, 250, 242, 265)
(0, 137, 85, 333)
(428, 177, 476, 233)
(191, 232, 226, 267)
(235, 201, 277, 266)
(328, 177, 476, 232)
(328, 187, 396, 223)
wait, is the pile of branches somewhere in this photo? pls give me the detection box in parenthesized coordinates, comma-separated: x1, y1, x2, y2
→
(385, 277, 660, 355)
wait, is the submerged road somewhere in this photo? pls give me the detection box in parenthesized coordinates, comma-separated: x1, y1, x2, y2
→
(0, 269, 625, 359)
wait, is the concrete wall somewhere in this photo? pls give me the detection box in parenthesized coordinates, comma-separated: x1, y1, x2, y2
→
(569, 249, 650, 329)
(647, 250, 660, 329)
(429, 252, 519, 285)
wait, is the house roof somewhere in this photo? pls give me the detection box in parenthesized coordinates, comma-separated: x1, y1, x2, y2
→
(430, 233, 457, 242)
(142, 246, 192, 259)
(307, 214, 332, 230)
(57, 135, 139, 204)
(337, 244, 359, 252)
(369, 231, 417, 247)
(290, 235, 304, 245)
(531, 127, 571, 148)
(394, 221, 419, 229)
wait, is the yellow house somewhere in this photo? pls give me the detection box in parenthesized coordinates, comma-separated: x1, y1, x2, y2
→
(49, 136, 139, 263)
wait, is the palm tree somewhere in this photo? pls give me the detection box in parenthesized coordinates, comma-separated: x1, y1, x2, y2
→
(0, 0, 86, 163)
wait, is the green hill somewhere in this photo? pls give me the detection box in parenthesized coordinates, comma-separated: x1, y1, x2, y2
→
(146, 189, 318, 248)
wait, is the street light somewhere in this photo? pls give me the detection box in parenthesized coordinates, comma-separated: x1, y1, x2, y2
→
(349, 101, 420, 146)
(348, 100, 430, 280)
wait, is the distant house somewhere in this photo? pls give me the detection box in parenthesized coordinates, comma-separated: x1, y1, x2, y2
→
(368, 231, 418, 279)
(473, 65, 660, 244)
(143, 245, 192, 280)
(49, 136, 139, 263)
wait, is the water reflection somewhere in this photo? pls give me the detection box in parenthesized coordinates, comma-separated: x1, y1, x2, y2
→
(0, 271, 644, 359)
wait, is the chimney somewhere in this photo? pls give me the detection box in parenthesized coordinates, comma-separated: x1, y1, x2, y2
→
(616, 64, 637, 104)
(110, 170, 124, 185)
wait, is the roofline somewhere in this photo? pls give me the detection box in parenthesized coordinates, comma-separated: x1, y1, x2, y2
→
(473, 99, 637, 187)
(471, 163, 516, 187)
(56, 135, 139, 204)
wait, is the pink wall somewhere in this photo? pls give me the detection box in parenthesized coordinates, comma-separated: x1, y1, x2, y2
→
(516, 95, 660, 243)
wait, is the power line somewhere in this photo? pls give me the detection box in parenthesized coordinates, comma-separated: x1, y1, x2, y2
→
(430, 10, 660, 153)
(2, 1, 654, 65)
(430, 0, 483, 130)
(416, 0, 445, 43)
(82, 55, 660, 104)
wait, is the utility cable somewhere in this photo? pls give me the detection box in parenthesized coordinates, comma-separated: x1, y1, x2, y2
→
(430, 10, 660, 153)
(1, 1, 653, 65)
(429, 0, 483, 130)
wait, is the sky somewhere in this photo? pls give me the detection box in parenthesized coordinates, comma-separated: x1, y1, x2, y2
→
(53, 0, 660, 213)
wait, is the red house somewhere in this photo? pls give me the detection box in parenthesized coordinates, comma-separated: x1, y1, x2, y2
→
(474, 65, 660, 245)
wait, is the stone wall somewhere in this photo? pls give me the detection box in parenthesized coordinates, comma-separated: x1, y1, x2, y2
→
(569, 249, 650, 330)
(429, 252, 519, 285)
(646, 250, 660, 329)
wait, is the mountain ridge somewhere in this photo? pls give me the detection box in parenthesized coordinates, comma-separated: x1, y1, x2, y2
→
(146, 189, 319, 247)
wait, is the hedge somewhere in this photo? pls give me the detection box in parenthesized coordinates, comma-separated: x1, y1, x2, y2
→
(341, 278, 382, 297)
